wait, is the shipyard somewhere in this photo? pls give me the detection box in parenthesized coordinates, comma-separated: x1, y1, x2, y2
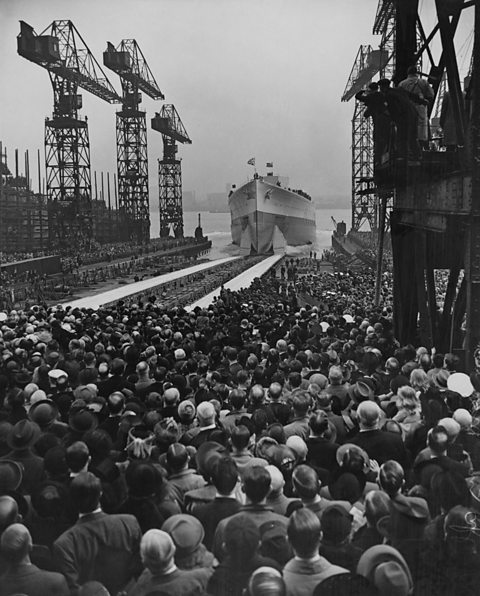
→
(0, 1, 479, 595)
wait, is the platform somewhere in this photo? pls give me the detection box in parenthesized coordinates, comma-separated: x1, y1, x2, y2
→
(186, 253, 283, 310)
(66, 256, 240, 310)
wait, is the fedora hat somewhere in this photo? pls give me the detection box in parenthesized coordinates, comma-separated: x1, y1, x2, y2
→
(7, 420, 41, 451)
(348, 380, 374, 402)
(0, 460, 23, 492)
(28, 399, 59, 428)
(68, 409, 98, 434)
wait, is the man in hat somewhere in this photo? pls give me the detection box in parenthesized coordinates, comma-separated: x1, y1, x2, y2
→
(129, 529, 209, 596)
(2, 419, 44, 495)
(350, 401, 408, 468)
(182, 402, 220, 449)
(283, 393, 311, 441)
(53, 472, 142, 595)
(29, 399, 68, 439)
(0, 523, 69, 596)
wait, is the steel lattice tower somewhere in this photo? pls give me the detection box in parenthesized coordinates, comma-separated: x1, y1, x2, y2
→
(17, 20, 120, 251)
(152, 105, 191, 239)
(116, 102, 150, 242)
(104, 40, 164, 243)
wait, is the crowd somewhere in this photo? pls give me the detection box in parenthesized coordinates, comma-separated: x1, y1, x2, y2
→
(0, 264, 479, 596)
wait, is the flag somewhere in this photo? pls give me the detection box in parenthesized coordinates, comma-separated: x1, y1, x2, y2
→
(266, 162, 273, 168)
(247, 157, 255, 166)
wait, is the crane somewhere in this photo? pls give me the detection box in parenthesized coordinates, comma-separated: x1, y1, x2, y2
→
(103, 40, 164, 243)
(151, 105, 192, 238)
(17, 20, 121, 251)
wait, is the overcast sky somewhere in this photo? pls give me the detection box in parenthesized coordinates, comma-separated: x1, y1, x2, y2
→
(0, 0, 474, 206)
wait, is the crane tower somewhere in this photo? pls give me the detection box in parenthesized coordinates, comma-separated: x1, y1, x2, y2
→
(151, 105, 191, 238)
(17, 20, 121, 251)
(104, 40, 164, 243)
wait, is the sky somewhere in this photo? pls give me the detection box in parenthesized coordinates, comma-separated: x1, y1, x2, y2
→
(0, 0, 474, 209)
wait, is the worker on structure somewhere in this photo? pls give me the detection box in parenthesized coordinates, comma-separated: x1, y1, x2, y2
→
(356, 82, 390, 166)
(398, 65, 434, 150)
(378, 78, 421, 162)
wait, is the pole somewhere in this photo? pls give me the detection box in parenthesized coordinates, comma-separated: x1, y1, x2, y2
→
(94, 171, 98, 201)
(374, 195, 387, 306)
(37, 149, 41, 194)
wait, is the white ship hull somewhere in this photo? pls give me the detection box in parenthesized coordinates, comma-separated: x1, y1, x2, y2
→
(229, 176, 316, 254)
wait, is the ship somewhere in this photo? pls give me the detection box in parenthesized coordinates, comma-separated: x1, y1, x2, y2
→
(228, 172, 316, 254)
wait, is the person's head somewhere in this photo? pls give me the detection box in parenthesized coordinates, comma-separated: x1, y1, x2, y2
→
(66, 441, 90, 473)
(292, 393, 309, 417)
(70, 471, 102, 514)
(309, 410, 330, 437)
(379, 460, 404, 497)
(268, 382, 283, 402)
(0, 523, 32, 564)
(364, 490, 391, 529)
(163, 387, 180, 407)
(292, 464, 319, 501)
(242, 465, 271, 504)
(231, 424, 251, 452)
(0, 496, 20, 533)
(211, 456, 238, 496)
(229, 388, 246, 411)
(438, 417, 461, 444)
(136, 361, 149, 377)
(357, 401, 380, 430)
(397, 386, 419, 412)
(443, 506, 478, 555)
(196, 401, 216, 427)
(321, 504, 353, 545)
(166, 443, 189, 473)
(224, 514, 260, 567)
(287, 508, 321, 558)
(427, 425, 449, 456)
(453, 408, 472, 430)
(140, 529, 176, 574)
(107, 391, 124, 415)
(385, 357, 400, 374)
(247, 567, 286, 596)
(250, 384, 265, 406)
(410, 369, 428, 392)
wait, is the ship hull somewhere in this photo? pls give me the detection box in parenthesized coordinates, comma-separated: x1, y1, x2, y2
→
(229, 177, 316, 254)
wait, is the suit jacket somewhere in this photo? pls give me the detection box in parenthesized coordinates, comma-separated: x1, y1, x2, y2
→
(193, 496, 241, 550)
(350, 428, 408, 468)
(53, 511, 142, 594)
(0, 563, 69, 596)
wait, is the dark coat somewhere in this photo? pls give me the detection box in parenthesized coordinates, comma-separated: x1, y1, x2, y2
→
(193, 496, 242, 550)
(350, 428, 408, 468)
(0, 563, 69, 596)
(53, 511, 142, 594)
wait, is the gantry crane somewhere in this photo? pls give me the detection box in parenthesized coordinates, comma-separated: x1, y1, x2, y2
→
(151, 105, 191, 238)
(17, 20, 121, 251)
(103, 40, 164, 243)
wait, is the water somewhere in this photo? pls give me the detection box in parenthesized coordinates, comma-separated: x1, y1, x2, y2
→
(151, 208, 351, 260)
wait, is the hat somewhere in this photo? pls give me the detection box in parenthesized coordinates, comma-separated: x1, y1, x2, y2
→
(174, 348, 186, 361)
(28, 400, 58, 428)
(321, 503, 353, 542)
(438, 417, 461, 440)
(78, 581, 110, 596)
(390, 494, 429, 520)
(343, 314, 355, 324)
(31, 481, 68, 518)
(7, 420, 41, 451)
(162, 514, 204, 555)
(357, 545, 413, 596)
(309, 373, 328, 389)
(447, 372, 474, 397)
(195, 441, 227, 478)
(30, 389, 48, 406)
(0, 460, 23, 492)
(286, 436, 308, 461)
(336, 444, 370, 472)
(68, 409, 98, 434)
(48, 369, 68, 381)
(258, 522, 292, 566)
(265, 464, 285, 494)
(225, 514, 260, 557)
(348, 381, 374, 402)
(141, 529, 176, 572)
(264, 444, 296, 475)
(453, 408, 472, 429)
